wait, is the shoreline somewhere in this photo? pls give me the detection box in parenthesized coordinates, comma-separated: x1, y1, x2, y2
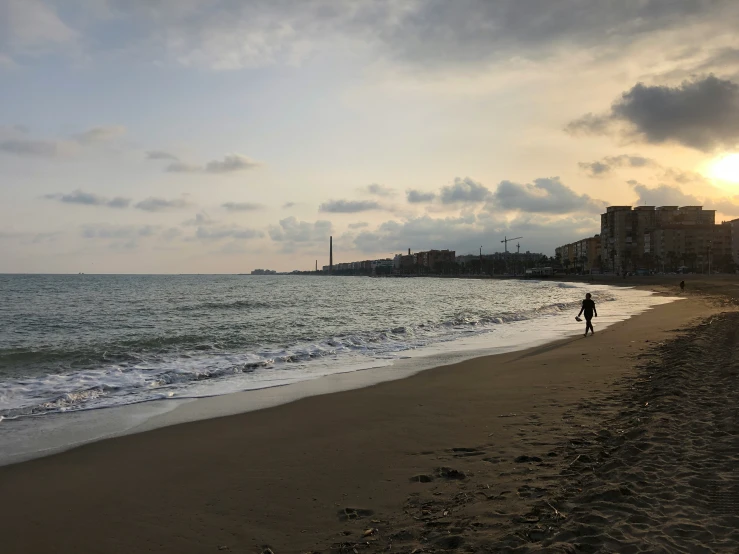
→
(0, 291, 723, 553)
(0, 284, 675, 467)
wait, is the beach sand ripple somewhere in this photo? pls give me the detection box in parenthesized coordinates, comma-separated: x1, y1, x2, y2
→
(334, 312, 739, 553)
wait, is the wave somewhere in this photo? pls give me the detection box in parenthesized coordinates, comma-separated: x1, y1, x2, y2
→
(176, 299, 281, 311)
(0, 293, 614, 420)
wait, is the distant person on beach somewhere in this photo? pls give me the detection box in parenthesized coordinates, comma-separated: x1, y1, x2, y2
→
(577, 293, 597, 337)
(680, 280, 685, 291)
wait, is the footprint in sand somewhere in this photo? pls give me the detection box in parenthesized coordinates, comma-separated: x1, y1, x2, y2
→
(450, 447, 486, 457)
(435, 467, 467, 480)
(337, 507, 374, 521)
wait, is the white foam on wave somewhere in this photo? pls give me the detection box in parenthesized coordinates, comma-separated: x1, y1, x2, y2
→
(1, 291, 610, 420)
(1, 282, 655, 423)
(0, 285, 681, 466)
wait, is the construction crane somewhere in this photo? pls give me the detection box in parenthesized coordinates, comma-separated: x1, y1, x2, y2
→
(501, 236, 522, 253)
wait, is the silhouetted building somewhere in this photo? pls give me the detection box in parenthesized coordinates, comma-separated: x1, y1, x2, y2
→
(601, 205, 717, 272)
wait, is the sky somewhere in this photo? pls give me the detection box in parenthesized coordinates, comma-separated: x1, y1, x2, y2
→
(2, 0, 739, 273)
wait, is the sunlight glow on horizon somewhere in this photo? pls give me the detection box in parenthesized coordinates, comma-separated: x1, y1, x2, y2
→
(710, 153, 739, 183)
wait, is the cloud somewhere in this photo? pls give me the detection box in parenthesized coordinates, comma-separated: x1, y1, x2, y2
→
(578, 155, 659, 177)
(146, 150, 179, 161)
(361, 183, 396, 197)
(659, 47, 739, 82)
(164, 154, 260, 174)
(2, 0, 77, 56)
(72, 126, 126, 144)
(283, 202, 298, 209)
(195, 225, 264, 240)
(578, 161, 611, 177)
(348, 222, 369, 229)
(162, 227, 183, 241)
(57, 1, 739, 71)
(205, 154, 260, 173)
(629, 181, 739, 215)
(44, 190, 131, 208)
(269, 217, 332, 244)
(406, 189, 436, 203)
(319, 199, 382, 213)
(491, 177, 606, 214)
(183, 212, 215, 226)
(0, 125, 124, 158)
(568, 76, 739, 152)
(373, 0, 739, 69)
(629, 181, 702, 206)
(440, 177, 490, 204)
(351, 214, 479, 254)
(0, 229, 58, 244)
(0, 138, 69, 157)
(166, 161, 202, 173)
(81, 224, 160, 240)
(135, 197, 190, 212)
(663, 168, 712, 185)
(346, 212, 599, 257)
(0, 54, 15, 68)
(222, 202, 264, 211)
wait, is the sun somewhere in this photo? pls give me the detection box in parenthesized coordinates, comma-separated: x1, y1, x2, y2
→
(710, 153, 739, 183)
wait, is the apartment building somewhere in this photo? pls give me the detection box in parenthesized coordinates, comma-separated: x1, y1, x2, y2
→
(730, 219, 739, 265)
(648, 223, 731, 270)
(601, 205, 717, 272)
(421, 249, 456, 269)
(556, 235, 601, 272)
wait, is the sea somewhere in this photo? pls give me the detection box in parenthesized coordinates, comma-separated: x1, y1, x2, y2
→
(0, 274, 676, 464)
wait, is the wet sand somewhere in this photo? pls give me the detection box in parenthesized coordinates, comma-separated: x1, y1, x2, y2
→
(0, 286, 735, 553)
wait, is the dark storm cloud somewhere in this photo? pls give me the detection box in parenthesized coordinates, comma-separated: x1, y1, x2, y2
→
(222, 202, 264, 211)
(319, 199, 382, 213)
(491, 177, 605, 214)
(439, 177, 490, 204)
(134, 197, 190, 212)
(578, 155, 658, 177)
(406, 189, 437, 203)
(568, 76, 739, 151)
(44, 190, 131, 208)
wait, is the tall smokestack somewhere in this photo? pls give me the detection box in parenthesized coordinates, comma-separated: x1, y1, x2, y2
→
(408, 248, 411, 255)
(330, 236, 333, 274)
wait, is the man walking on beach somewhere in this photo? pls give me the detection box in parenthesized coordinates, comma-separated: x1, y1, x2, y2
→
(577, 293, 597, 337)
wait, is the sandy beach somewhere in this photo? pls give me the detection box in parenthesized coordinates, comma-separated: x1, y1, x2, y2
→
(1, 282, 737, 553)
